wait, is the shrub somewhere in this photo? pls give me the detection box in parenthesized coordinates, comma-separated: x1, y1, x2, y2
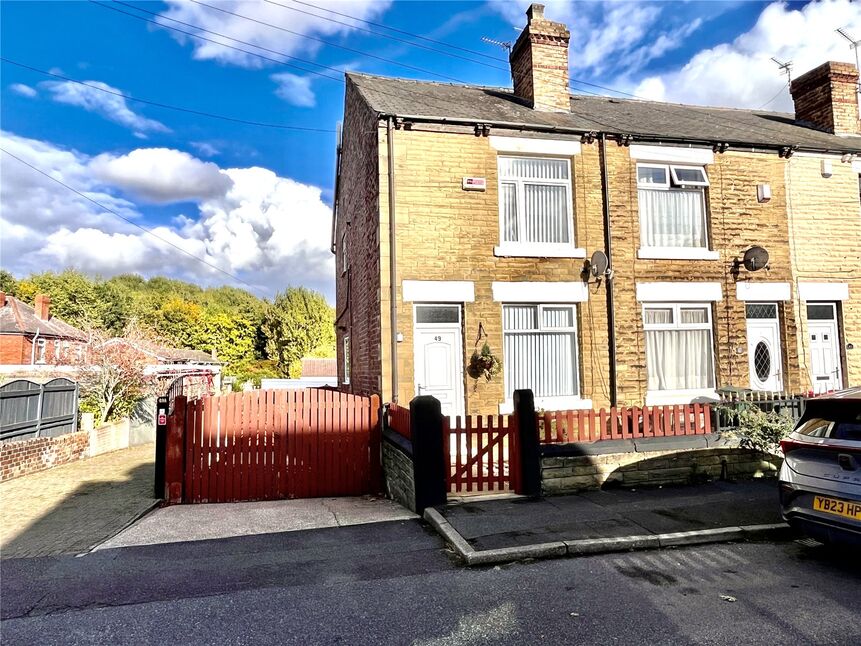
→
(720, 402, 795, 454)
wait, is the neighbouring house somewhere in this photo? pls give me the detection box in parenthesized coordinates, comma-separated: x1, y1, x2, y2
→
(260, 357, 338, 390)
(333, 4, 860, 416)
(103, 338, 223, 395)
(0, 292, 87, 374)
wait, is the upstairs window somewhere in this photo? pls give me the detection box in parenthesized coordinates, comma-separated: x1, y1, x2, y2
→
(498, 157, 573, 247)
(637, 163, 710, 249)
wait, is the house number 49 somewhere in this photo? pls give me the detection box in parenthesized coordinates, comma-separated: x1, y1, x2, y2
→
(434, 336, 442, 342)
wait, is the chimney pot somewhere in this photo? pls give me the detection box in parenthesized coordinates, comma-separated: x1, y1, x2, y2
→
(34, 294, 51, 321)
(509, 4, 571, 113)
(790, 61, 860, 135)
(526, 3, 545, 21)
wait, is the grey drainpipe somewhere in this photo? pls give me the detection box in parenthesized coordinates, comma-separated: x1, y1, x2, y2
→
(387, 116, 399, 403)
(599, 134, 618, 407)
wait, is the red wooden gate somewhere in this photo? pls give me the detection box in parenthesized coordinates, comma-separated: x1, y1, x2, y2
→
(164, 389, 381, 504)
(445, 415, 520, 495)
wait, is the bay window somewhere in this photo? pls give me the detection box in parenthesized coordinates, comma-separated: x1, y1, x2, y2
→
(637, 163, 712, 254)
(497, 156, 576, 256)
(643, 303, 715, 394)
(503, 304, 580, 404)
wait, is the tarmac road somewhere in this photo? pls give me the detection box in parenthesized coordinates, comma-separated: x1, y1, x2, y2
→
(2, 519, 859, 645)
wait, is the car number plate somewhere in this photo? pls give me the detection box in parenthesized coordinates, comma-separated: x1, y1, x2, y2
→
(813, 496, 861, 521)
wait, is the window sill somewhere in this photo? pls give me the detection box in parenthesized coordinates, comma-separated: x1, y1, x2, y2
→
(494, 244, 586, 259)
(499, 396, 592, 414)
(645, 389, 719, 406)
(638, 247, 720, 260)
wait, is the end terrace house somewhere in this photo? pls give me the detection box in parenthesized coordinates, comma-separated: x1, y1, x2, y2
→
(333, 4, 861, 416)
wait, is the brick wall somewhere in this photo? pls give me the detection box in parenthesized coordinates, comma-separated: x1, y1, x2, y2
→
(786, 155, 861, 389)
(0, 431, 90, 481)
(336, 78, 383, 398)
(509, 4, 571, 112)
(0, 334, 85, 366)
(606, 146, 800, 403)
(542, 444, 782, 493)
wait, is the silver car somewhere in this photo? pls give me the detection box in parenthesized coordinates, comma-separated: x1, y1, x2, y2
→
(779, 388, 861, 545)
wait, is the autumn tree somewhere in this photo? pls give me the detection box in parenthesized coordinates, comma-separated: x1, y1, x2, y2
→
(262, 287, 335, 377)
(75, 324, 159, 424)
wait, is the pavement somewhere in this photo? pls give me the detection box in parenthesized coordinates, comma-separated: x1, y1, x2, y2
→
(431, 480, 788, 564)
(0, 444, 157, 559)
(2, 522, 860, 645)
(98, 496, 417, 549)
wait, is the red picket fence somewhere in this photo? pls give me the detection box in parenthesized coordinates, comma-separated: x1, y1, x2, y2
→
(386, 403, 411, 440)
(444, 415, 520, 495)
(539, 403, 713, 444)
(164, 389, 381, 504)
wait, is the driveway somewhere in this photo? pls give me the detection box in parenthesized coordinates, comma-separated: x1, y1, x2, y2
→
(0, 444, 157, 559)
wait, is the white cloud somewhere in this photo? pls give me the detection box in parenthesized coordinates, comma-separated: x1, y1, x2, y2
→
(42, 80, 169, 134)
(158, 0, 392, 69)
(632, 0, 861, 110)
(9, 83, 37, 98)
(0, 132, 334, 298)
(191, 141, 220, 157)
(90, 148, 233, 203)
(271, 72, 316, 107)
(492, 0, 712, 78)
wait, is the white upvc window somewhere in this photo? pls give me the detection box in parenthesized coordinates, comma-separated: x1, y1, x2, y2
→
(637, 163, 713, 255)
(343, 335, 351, 385)
(643, 303, 716, 400)
(496, 156, 579, 257)
(35, 338, 46, 364)
(502, 304, 584, 409)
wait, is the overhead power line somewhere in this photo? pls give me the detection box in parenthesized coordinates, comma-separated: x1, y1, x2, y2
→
(188, 0, 464, 83)
(95, 1, 344, 82)
(0, 148, 269, 298)
(0, 57, 337, 133)
(278, 0, 506, 62)
(263, 0, 511, 71)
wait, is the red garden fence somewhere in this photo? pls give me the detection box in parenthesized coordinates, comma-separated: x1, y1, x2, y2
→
(164, 389, 381, 504)
(538, 403, 713, 444)
(386, 402, 411, 440)
(444, 414, 520, 495)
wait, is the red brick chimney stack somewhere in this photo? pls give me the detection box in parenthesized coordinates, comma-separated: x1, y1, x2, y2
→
(34, 294, 51, 320)
(790, 61, 860, 135)
(0, 292, 6, 308)
(509, 3, 571, 113)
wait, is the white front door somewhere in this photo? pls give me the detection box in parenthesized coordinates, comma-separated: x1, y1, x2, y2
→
(745, 303, 783, 392)
(807, 303, 843, 394)
(413, 305, 464, 418)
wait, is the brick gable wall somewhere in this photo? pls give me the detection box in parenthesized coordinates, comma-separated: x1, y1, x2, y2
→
(335, 79, 383, 398)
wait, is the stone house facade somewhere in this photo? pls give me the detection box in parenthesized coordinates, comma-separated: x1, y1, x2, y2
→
(333, 4, 861, 415)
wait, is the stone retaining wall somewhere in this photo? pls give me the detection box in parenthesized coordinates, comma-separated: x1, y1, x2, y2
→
(383, 435, 416, 512)
(542, 444, 782, 495)
(0, 431, 90, 482)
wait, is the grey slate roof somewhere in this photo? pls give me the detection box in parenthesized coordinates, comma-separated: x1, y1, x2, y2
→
(348, 73, 861, 153)
(0, 296, 87, 340)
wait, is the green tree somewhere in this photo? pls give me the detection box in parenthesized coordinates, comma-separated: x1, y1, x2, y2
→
(262, 287, 335, 377)
(0, 269, 17, 294)
(24, 270, 107, 329)
(200, 310, 256, 367)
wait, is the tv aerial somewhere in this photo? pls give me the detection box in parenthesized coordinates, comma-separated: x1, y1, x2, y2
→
(481, 36, 512, 54)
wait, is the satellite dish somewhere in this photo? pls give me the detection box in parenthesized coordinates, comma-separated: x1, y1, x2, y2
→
(742, 246, 769, 271)
(590, 250, 609, 277)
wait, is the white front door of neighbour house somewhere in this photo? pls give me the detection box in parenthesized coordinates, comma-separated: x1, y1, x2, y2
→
(745, 303, 783, 392)
(413, 305, 465, 418)
(807, 303, 843, 394)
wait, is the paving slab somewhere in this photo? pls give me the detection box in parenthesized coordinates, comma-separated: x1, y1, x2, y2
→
(438, 480, 782, 551)
(97, 496, 417, 549)
(0, 444, 157, 559)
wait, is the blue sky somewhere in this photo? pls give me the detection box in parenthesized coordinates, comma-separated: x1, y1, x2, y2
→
(2, 1, 859, 301)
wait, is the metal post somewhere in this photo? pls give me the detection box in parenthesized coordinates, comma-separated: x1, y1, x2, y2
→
(154, 395, 169, 499)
